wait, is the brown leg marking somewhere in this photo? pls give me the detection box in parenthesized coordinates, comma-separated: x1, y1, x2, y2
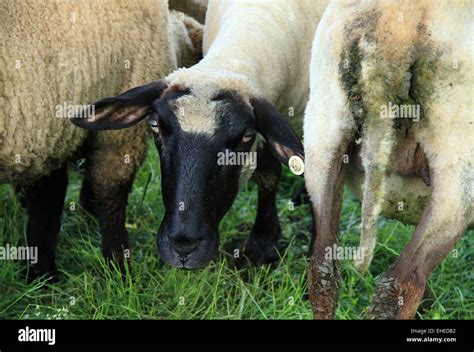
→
(309, 256, 341, 319)
(92, 177, 134, 273)
(368, 270, 426, 319)
(308, 141, 351, 319)
(368, 172, 467, 319)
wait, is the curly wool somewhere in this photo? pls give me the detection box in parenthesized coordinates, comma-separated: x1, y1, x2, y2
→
(0, 0, 203, 186)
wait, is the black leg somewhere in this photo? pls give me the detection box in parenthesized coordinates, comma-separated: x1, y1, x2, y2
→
(79, 130, 148, 275)
(87, 175, 134, 273)
(79, 177, 96, 216)
(20, 164, 68, 281)
(244, 143, 282, 266)
(291, 185, 310, 206)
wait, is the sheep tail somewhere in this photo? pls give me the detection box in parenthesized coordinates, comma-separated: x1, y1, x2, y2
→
(354, 121, 395, 273)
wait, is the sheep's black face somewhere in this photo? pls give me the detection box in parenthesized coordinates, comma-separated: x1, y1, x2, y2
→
(151, 88, 257, 269)
(70, 80, 304, 270)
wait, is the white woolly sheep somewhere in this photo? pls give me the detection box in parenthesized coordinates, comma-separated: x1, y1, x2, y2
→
(304, 0, 473, 319)
(71, 0, 329, 269)
(0, 0, 203, 280)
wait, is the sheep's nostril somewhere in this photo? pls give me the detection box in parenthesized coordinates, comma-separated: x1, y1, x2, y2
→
(170, 235, 204, 258)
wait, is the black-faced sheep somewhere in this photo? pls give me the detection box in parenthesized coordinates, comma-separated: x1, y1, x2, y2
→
(304, 0, 473, 319)
(0, 0, 203, 280)
(71, 0, 329, 269)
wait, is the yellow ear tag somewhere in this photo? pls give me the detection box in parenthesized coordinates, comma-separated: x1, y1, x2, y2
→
(288, 155, 304, 175)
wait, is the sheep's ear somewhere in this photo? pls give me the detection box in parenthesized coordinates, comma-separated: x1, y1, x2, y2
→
(250, 97, 305, 174)
(70, 80, 168, 131)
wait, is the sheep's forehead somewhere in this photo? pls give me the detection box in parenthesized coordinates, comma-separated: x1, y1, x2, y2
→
(164, 68, 259, 135)
(172, 95, 219, 135)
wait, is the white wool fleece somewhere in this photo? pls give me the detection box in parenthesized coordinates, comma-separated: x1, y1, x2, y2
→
(166, 0, 330, 125)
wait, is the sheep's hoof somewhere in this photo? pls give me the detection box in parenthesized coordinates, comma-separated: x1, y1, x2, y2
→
(243, 238, 280, 267)
(308, 258, 340, 319)
(24, 266, 61, 285)
(103, 255, 134, 281)
(367, 276, 401, 319)
(368, 271, 427, 319)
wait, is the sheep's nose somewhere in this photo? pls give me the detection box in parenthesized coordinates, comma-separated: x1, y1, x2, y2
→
(169, 234, 203, 260)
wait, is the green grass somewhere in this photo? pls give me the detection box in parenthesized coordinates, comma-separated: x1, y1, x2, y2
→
(0, 144, 472, 320)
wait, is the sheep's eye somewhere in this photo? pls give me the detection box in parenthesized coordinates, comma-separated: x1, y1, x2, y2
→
(241, 131, 255, 143)
(149, 119, 159, 133)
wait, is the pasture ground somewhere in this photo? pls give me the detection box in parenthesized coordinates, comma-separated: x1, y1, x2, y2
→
(1, 143, 472, 319)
